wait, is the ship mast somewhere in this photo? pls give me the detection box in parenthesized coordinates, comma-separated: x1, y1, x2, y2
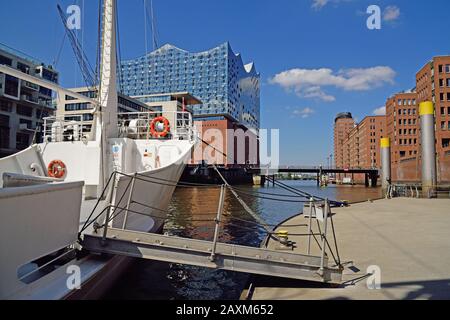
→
(96, 0, 118, 193)
(96, 0, 118, 141)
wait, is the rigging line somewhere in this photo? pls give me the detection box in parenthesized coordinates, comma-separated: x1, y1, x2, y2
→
(116, 170, 222, 188)
(231, 187, 310, 202)
(225, 215, 308, 228)
(231, 186, 308, 198)
(233, 190, 310, 203)
(52, 32, 67, 67)
(268, 177, 313, 198)
(211, 164, 280, 242)
(114, 171, 217, 189)
(150, 0, 158, 50)
(200, 138, 232, 161)
(80, 171, 116, 233)
(269, 177, 345, 207)
(143, 0, 150, 91)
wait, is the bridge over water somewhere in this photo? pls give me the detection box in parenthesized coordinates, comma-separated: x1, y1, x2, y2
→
(245, 166, 380, 187)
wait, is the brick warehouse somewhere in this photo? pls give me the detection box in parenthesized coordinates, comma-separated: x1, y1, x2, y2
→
(334, 55, 450, 185)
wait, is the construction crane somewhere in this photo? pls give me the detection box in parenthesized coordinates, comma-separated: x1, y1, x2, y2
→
(56, 4, 98, 92)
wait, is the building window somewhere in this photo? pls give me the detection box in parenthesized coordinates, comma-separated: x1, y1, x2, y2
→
(442, 107, 446, 115)
(19, 118, 32, 129)
(4, 75, 19, 98)
(0, 100, 12, 112)
(16, 105, 33, 117)
(0, 54, 12, 66)
(441, 121, 446, 130)
(17, 62, 30, 74)
(16, 133, 30, 150)
(443, 138, 450, 148)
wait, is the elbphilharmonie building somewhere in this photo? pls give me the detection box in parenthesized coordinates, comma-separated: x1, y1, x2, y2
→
(119, 42, 260, 130)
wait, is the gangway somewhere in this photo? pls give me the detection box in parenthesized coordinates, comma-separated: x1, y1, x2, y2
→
(82, 228, 342, 283)
(79, 172, 344, 285)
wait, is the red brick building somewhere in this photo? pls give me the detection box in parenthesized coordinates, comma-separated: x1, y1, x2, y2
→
(416, 56, 450, 183)
(385, 91, 420, 182)
(334, 113, 355, 170)
(334, 114, 386, 183)
(191, 118, 258, 166)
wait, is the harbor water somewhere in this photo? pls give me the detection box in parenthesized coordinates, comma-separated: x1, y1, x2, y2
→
(104, 180, 382, 300)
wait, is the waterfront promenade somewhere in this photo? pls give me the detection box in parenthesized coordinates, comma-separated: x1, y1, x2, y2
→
(244, 198, 450, 300)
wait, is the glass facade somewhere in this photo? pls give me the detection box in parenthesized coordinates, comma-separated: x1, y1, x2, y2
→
(119, 42, 260, 129)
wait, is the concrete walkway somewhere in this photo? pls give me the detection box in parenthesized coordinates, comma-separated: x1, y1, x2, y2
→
(244, 198, 450, 300)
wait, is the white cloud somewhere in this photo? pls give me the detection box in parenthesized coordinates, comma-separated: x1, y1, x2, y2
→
(270, 66, 396, 102)
(292, 107, 315, 118)
(373, 106, 386, 116)
(383, 6, 400, 22)
(312, 0, 329, 10)
(311, 0, 350, 10)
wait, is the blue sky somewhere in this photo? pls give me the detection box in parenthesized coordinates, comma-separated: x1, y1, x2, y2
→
(1, 0, 449, 165)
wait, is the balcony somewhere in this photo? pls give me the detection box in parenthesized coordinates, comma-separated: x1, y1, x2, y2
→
(21, 94, 39, 104)
(21, 80, 39, 91)
(20, 94, 52, 108)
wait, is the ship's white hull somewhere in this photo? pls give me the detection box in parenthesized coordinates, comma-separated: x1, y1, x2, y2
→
(0, 137, 195, 300)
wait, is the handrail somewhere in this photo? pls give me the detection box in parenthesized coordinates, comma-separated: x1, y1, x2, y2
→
(78, 169, 342, 270)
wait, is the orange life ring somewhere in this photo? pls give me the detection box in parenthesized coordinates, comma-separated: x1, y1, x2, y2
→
(48, 160, 67, 179)
(150, 116, 170, 138)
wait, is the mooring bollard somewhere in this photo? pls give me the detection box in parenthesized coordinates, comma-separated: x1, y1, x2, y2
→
(420, 101, 437, 198)
(380, 138, 391, 198)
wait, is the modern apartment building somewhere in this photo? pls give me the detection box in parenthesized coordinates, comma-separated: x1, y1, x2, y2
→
(385, 91, 420, 182)
(0, 43, 58, 157)
(416, 56, 450, 183)
(57, 86, 154, 135)
(119, 42, 260, 130)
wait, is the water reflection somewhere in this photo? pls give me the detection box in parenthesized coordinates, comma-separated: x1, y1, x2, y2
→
(105, 181, 381, 300)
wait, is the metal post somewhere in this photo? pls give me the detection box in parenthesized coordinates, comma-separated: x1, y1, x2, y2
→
(420, 101, 437, 198)
(307, 197, 314, 255)
(380, 138, 391, 198)
(102, 172, 117, 244)
(210, 184, 225, 261)
(319, 199, 329, 275)
(122, 173, 137, 229)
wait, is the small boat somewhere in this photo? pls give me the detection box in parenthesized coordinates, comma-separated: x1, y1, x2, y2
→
(0, 0, 197, 300)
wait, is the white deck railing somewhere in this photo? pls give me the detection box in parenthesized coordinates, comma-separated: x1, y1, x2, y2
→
(42, 111, 194, 143)
(117, 111, 194, 141)
(43, 114, 91, 143)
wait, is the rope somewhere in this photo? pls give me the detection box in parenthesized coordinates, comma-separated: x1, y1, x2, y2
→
(210, 165, 280, 242)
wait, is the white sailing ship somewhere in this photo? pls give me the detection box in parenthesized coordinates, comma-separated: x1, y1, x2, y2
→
(0, 0, 197, 299)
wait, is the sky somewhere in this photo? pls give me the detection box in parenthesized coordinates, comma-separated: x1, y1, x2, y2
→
(1, 0, 449, 165)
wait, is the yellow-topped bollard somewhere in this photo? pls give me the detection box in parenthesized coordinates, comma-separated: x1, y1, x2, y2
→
(419, 101, 437, 198)
(380, 137, 391, 197)
(419, 101, 434, 116)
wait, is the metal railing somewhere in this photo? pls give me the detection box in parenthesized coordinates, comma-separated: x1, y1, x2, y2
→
(43, 111, 195, 143)
(43, 114, 90, 143)
(117, 111, 194, 141)
(387, 183, 450, 199)
(387, 184, 420, 199)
